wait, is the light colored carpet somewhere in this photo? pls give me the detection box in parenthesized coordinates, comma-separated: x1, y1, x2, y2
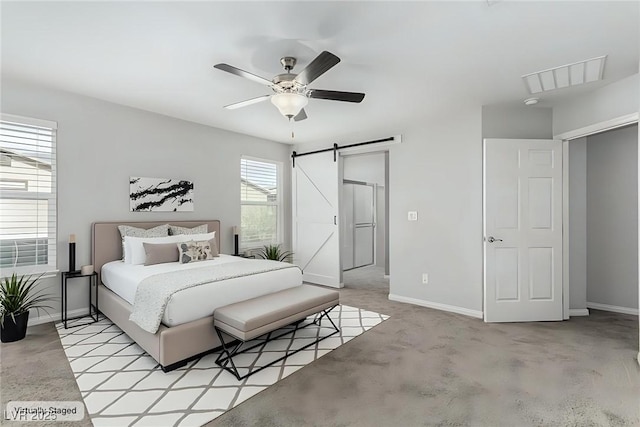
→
(343, 265, 388, 290)
(1, 285, 638, 427)
(55, 305, 387, 427)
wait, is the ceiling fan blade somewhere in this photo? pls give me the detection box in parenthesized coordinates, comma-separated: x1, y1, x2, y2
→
(309, 89, 365, 103)
(223, 95, 271, 110)
(214, 63, 273, 86)
(294, 51, 341, 85)
(293, 108, 307, 122)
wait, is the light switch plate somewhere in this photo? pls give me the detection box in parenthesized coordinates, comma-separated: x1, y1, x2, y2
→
(408, 211, 418, 221)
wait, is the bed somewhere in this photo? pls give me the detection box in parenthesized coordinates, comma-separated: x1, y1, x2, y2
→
(92, 220, 302, 371)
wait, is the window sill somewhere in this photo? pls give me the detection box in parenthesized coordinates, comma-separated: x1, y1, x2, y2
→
(0, 266, 59, 280)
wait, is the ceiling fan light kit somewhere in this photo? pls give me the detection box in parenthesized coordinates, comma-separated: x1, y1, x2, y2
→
(271, 93, 309, 118)
(214, 51, 365, 121)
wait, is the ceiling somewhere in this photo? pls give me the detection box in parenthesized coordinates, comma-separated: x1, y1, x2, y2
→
(1, 1, 638, 145)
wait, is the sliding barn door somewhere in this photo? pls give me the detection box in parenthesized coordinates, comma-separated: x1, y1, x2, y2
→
(292, 152, 341, 287)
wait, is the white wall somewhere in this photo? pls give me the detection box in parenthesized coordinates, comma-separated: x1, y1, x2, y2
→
(388, 108, 484, 315)
(482, 105, 553, 139)
(568, 138, 588, 310)
(586, 124, 639, 310)
(553, 74, 639, 137)
(343, 153, 386, 185)
(1, 78, 292, 322)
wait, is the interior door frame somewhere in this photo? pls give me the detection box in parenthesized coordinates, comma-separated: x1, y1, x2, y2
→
(555, 112, 639, 320)
(339, 138, 400, 278)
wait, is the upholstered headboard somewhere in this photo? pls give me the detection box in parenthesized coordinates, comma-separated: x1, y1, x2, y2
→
(91, 220, 221, 279)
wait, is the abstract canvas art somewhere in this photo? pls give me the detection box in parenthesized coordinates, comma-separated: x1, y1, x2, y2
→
(129, 177, 194, 212)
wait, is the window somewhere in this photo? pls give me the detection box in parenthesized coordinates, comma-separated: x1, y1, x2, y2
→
(240, 157, 281, 248)
(0, 114, 57, 275)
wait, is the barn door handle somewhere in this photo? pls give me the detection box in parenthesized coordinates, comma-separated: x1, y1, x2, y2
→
(334, 216, 337, 225)
(487, 236, 503, 243)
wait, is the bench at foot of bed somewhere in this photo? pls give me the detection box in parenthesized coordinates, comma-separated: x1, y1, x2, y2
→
(213, 284, 340, 380)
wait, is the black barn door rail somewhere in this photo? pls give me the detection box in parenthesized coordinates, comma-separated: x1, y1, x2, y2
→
(291, 136, 395, 167)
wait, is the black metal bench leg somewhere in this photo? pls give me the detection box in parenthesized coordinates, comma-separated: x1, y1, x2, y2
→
(313, 305, 339, 332)
(215, 327, 243, 380)
(215, 305, 341, 381)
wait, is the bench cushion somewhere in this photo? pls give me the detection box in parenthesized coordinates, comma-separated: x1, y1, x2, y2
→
(214, 285, 339, 341)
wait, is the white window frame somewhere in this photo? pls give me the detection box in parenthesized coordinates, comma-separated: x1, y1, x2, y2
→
(240, 155, 283, 250)
(0, 113, 58, 277)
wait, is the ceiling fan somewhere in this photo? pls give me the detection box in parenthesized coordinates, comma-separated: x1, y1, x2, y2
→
(214, 51, 365, 121)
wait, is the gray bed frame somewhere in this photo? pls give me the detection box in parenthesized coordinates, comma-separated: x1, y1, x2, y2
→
(92, 220, 223, 371)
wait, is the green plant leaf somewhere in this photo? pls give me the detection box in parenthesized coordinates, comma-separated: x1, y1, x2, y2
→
(0, 272, 55, 328)
(257, 244, 294, 263)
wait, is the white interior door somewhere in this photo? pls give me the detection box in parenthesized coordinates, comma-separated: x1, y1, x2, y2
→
(484, 138, 563, 322)
(292, 152, 341, 287)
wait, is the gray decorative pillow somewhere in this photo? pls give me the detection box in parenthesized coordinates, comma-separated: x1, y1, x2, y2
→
(143, 242, 179, 266)
(177, 239, 219, 264)
(117, 224, 170, 261)
(169, 224, 208, 236)
(118, 224, 170, 239)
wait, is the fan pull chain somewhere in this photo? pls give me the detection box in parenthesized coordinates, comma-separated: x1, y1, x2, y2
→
(290, 117, 295, 140)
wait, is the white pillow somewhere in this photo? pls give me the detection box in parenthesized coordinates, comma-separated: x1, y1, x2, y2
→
(185, 231, 216, 242)
(124, 231, 216, 265)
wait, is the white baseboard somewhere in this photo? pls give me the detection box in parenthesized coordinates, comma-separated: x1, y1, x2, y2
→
(388, 294, 483, 319)
(28, 308, 90, 326)
(303, 273, 343, 288)
(586, 302, 638, 316)
(383, 275, 390, 279)
(569, 308, 590, 317)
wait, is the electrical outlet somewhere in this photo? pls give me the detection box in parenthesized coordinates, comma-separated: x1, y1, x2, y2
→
(422, 273, 429, 284)
(408, 211, 418, 221)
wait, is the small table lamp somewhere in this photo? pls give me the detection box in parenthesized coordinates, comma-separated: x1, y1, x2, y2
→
(69, 234, 77, 272)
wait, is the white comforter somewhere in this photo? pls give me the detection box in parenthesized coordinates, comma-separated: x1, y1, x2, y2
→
(101, 255, 302, 329)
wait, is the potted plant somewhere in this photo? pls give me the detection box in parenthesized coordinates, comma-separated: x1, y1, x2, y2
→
(0, 273, 53, 343)
(257, 244, 294, 263)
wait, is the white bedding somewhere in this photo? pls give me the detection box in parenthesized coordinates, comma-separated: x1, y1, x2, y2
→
(101, 254, 302, 327)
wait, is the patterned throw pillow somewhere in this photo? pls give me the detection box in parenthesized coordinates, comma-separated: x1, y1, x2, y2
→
(169, 224, 208, 236)
(177, 239, 219, 264)
(117, 224, 170, 262)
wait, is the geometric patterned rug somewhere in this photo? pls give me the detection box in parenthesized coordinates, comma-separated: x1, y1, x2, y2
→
(56, 305, 389, 427)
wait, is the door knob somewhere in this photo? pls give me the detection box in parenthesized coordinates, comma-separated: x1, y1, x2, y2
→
(487, 236, 503, 243)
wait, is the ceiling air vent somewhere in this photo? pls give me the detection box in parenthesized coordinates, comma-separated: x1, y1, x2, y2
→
(522, 55, 607, 94)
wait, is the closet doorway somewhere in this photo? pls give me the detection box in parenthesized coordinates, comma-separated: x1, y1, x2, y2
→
(340, 151, 389, 290)
(566, 123, 639, 317)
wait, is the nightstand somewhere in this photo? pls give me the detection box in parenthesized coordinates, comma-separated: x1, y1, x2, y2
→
(61, 271, 99, 329)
